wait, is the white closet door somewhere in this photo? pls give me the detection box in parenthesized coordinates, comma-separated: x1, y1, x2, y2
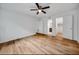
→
(63, 15, 73, 39)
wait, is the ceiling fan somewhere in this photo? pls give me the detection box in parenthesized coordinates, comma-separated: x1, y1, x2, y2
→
(30, 3, 50, 15)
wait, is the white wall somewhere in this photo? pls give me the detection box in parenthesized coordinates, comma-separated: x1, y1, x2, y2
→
(38, 17, 56, 36)
(52, 9, 78, 41)
(0, 8, 38, 43)
(38, 19, 44, 33)
(63, 15, 72, 39)
(38, 18, 48, 34)
(38, 8, 79, 41)
(77, 10, 79, 42)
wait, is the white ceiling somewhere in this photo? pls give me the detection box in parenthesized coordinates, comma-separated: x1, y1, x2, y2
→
(0, 3, 79, 19)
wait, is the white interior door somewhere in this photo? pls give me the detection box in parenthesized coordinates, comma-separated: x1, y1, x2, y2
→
(56, 17, 63, 34)
(63, 15, 73, 39)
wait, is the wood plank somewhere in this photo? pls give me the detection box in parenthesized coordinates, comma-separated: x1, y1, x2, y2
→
(0, 33, 79, 55)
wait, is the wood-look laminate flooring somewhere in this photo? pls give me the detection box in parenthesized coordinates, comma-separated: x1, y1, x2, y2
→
(0, 33, 79, 55)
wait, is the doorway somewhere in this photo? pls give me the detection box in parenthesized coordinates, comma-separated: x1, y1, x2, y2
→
(56, 17, 63, 35)
(48, 19, 53, 35)
(55, 15, 73, 40)
(56, 17, 63, 39)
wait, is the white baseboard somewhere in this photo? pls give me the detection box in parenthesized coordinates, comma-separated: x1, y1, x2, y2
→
(0, 33, 36, 43)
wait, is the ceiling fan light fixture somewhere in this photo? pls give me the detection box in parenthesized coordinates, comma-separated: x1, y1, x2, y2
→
(30, 3, 50, 15)
(38, 10, 41, 12)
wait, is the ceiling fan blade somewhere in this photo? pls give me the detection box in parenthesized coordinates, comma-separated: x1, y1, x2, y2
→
(37, 11, 39, 15)
(30, 9, 38, 11)
(42, 6, 50, 9)
(42, 10, 46, 14)
(35, 3, 40, 9)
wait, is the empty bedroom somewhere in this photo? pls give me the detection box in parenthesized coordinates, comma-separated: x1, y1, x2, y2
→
(0, 3, 79, 55)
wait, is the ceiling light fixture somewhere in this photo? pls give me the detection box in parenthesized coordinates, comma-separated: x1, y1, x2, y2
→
(30, 3, 50, 15)
(38, 10, 41, 12)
